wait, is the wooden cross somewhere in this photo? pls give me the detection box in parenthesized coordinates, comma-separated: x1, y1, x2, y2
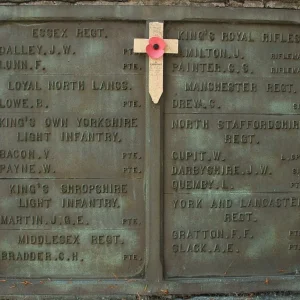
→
(133, 22, 179, 104)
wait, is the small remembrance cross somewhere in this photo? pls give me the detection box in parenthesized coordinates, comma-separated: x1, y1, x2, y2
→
(133, 22, 179, 104)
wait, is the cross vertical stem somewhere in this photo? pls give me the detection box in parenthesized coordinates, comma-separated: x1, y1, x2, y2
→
(148, 22, 164, 104)
(133, 22, 178, 104)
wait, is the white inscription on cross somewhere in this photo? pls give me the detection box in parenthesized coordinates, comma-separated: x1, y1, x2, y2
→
(133, 22, 179, 104)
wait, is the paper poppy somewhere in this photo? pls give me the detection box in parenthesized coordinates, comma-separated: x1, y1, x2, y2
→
(146, 37, 166, 59)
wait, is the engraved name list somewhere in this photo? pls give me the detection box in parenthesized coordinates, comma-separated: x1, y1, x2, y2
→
(0, 21, 146, 278)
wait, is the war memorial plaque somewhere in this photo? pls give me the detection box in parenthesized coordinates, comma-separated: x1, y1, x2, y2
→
(163, 21, 300, 278)
(0, 5, 300, 297)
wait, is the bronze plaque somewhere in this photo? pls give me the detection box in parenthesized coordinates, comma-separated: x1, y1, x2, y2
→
(163, 22, 300, 278)
(0, 19, 146, 279)
(0, 5, 300, 297)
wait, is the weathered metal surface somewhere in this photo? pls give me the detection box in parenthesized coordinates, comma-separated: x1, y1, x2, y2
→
(0, 5, 299, 298)
(163, 21, 300, 278)
(0, 21, 146, 279)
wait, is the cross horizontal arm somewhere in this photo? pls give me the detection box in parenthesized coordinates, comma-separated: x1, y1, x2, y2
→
(134, 39, 148, 53)
(165, 39, 179, 54)
(134, 38, 178, 54)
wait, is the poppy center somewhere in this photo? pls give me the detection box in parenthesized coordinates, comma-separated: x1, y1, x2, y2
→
(153, 44, 159, 50)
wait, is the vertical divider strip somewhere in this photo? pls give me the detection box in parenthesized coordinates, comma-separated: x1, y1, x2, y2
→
(145, 20, 164, 287)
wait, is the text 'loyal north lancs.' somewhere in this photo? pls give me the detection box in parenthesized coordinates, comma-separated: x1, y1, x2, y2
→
(0, 21, 146, 278)
(1, 16, 300, 284)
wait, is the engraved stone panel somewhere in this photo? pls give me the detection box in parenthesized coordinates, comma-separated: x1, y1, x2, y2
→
(164, 22, 300, 278)
(0, 21, 146, 278)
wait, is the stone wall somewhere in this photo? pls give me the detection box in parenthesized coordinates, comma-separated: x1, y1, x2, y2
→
(0, 0, 300, 10)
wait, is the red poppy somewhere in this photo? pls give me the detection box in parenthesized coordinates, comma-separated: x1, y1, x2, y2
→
(146, 37, 166, 59)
